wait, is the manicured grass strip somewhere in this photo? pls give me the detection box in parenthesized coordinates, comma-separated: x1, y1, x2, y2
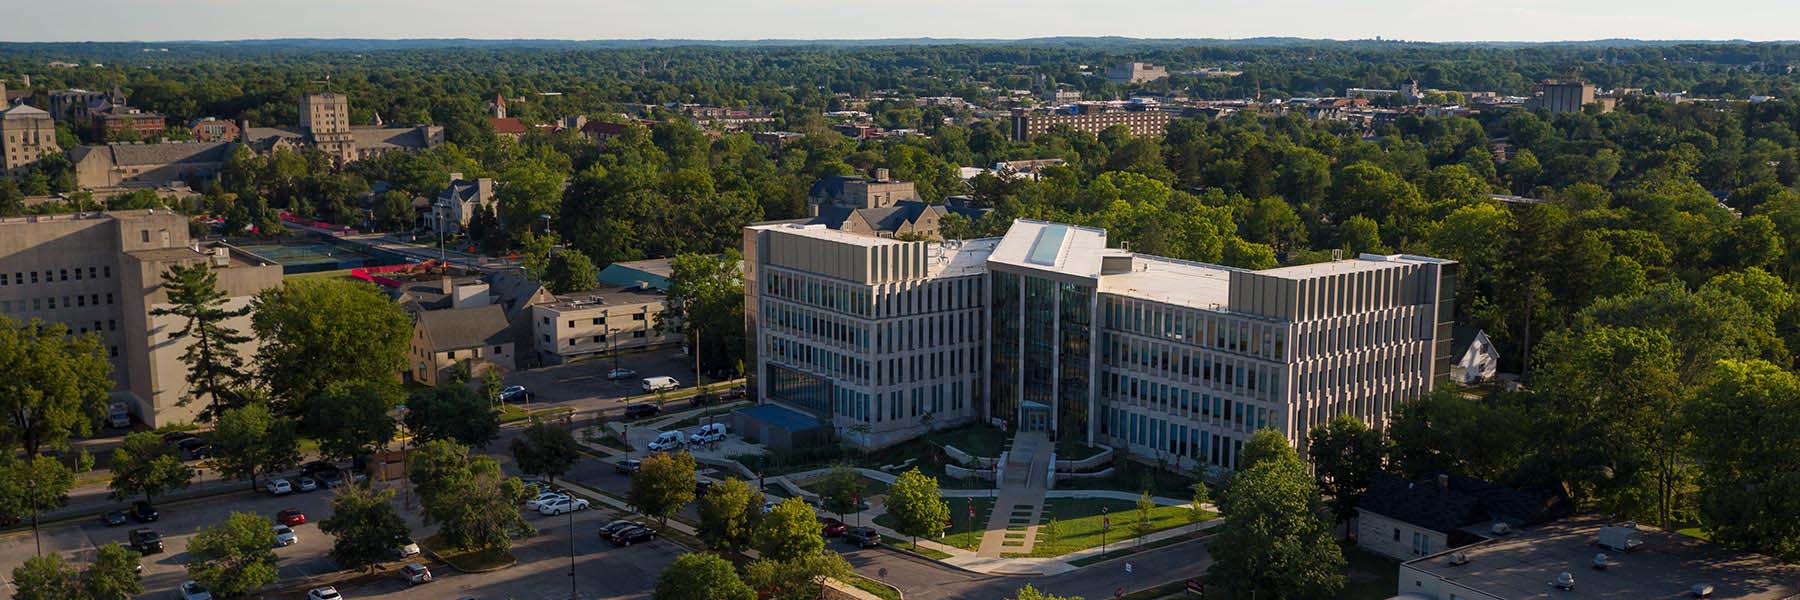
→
(1066, 530, 1210, 566)
(1018, 498, 1212, 558)
(881, 535, 952, 560)
(851, 575, 903, 600)
(874, 498, 993, 551)
(420, 533, 516, 572)
(498, 404, 574, 424)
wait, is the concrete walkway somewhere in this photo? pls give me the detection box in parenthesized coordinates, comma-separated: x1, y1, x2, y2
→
(978, 432, 1052, 557)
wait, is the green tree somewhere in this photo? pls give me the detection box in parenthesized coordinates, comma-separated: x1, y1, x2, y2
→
(252, 279, 411, 413)
(1132, 491, 1155, 545)
(1009, 584, 1082, 600)
(305, 381, 400, 461)
(108, 431, 191, 503)
(660, 251, 747, 377)
(495, 159, 565, 241)
(1685, 359, 1800, 560)
(542, 250, 599, 294)
(186, 512, 279, 597)
(742, 552, 853, 600)
(758, 497, 826, 561)
(814, 464, 862, 517)
(319, 484, 411, 572)
(630, 451, 698, 527)
(510, 420, 581, 483)
(1307, 414, 1384, 524)
(0, 455, 74, 555)
(152, 262, 253, 421)
(404, 385, 500, 447)
(406, 440, 533, 552)
(1237, 428, 1292, 471)
(84, 542, 144, 600)
(885, 467, 949, 549)
(10, 553, 81, 600)
(697, 477, 761, 552)
(371, 190, 415, 232)
(1206, 430, 1345, 598)
(1189, 483, 1212, 532)
(654, 552, 755, 600)
(0, 317, 113, 456)
(208, 404, 300, 491)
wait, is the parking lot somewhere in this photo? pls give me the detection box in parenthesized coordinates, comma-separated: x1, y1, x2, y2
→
(501, 348, 697, 407)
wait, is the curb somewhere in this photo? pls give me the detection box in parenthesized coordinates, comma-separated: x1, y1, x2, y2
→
(877, 542, 989, 576)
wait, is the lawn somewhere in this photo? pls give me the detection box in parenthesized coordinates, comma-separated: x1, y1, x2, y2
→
(498, 404, 573, 424)
(798, 473, 890, 500)
(881, 534, 952, 559)
(850, 575, 903, 600)
(420, 533, 516, 572)
(1065, 527, 1212, 566)
(1079, 458, 1206, 498)
(872, 497, 993, 551)
(1054, 437, 1109, 461)
(1008, 497, 1210, 558)
(925, 425, 1011, 458)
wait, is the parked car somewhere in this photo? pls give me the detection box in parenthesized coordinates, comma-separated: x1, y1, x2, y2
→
(647, 430, 686, 452)
(695, 479, 713, 496)
(130, 501, 158, 523)
(306, 586, 342, 600)
(498, 385, 530, 403)
(180, 580, 213, 600)
(272, 524, 298, 547)
(819, 517, 848, 537)
(608, 524, 656, 546)
(295, 476, 319, 493)
(395, 537, 421, 558)
(129, 528, 164, 554)
(107, 402, 132, 429)
(843, 527, 881, 548)
(300, 461, 336, 476)
(161, 431, 197, 445)
(277, 508, 306, 526)
(100, 510, 127, 527)
(623, 404, 660, 419)
(525, 492, 569, 511)
(266, 479, 293, 496)
(177, 437, 207, 459)
(597, 520, 642, 538)
(316, 470, 344, 488)
(719, 386, 748, 401)
(640, 376, 680, 393)
(689, 423, 729, 445)
(401, 563, 433, 586)
(614, 459, 642, 475)
(606, 368, 638, 381)
(538, 497, 590, 516)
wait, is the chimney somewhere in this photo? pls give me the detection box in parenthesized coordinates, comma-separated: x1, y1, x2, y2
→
(440, 276, 454, 295)
(238, 118, 251, 143)
(448, 172, 464, 183)
(477, 178, 495, 202)
(873, 167, 890, 182)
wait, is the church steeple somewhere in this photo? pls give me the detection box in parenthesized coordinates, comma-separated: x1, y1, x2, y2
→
(491, 93, 506, 119)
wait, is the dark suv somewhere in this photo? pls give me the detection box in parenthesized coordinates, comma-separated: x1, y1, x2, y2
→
(623, 404, 660, 419)
(843, 527, 880, 548)
(130, 501, 159, 523)
(129, 528, 164, 554)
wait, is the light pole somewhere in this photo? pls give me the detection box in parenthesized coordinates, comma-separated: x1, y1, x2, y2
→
(568, 495, 577, 600)
(433, 200, 448, 264)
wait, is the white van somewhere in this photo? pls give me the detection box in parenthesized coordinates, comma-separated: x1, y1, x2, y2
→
(641, 376, 681, 393)
(689, 423, 729, 445)
(648, 430, 686, 452)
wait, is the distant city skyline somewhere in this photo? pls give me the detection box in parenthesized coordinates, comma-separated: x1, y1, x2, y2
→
(1, 0, 1797, 44)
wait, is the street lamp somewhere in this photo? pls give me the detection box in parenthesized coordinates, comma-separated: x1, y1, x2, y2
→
(433, 200, 449, 264)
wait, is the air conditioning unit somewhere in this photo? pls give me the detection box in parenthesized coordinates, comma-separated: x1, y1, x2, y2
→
(1448, 552, 1470, 566)
(1691, 583, 1714, 598)
(1553, 572, 1576, 590)
(1490, 522, 1511, 536)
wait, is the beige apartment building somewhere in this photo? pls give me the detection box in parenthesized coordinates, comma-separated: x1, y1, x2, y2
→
(1105, 62, 1170, 84)
(301, 91, 357, 164)
(1009, 106, 1170, 141)
(0, 211, 282, 426)
(529, 284, 680, 366)
(1, 102, 59, 175)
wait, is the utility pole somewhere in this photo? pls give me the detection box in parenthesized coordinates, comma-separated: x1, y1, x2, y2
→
(568, 495, 577, 600)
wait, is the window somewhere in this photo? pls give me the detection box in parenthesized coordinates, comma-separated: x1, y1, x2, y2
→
(141, 230, 150, 243)
(592, 318, 603, 325)
(632, 314, 645, 321)
(592, 336, 601, 343)
(493, 346, 503, 354)
(447, 351, 456, 359)
(567, 320, 575, 328)
(633, 331, 645, 338)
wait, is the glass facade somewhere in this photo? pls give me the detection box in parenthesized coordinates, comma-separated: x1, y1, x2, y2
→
(989, 271, 1020, 423)
(766, 363, 832, 416)
(1056, 281, 1093, 441)
(1020, 275, 1057, 429)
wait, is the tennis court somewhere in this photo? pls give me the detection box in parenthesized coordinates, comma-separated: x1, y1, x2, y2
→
(232, 241, 406, 274)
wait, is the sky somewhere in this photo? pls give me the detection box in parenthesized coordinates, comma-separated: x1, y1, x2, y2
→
(1, 0, 1797, 43)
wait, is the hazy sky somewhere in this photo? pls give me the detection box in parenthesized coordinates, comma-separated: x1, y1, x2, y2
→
(2, 0, 1796, 43)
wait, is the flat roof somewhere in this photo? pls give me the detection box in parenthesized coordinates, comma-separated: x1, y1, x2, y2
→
(1405, 516, 1800, 599)
(1099, 255, 1235, 310)
(987, 219, 1109, 278)
(1257, 253, 1451, 280)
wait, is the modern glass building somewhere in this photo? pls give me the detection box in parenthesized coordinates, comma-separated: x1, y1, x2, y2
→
(748, 219, 1456, 468)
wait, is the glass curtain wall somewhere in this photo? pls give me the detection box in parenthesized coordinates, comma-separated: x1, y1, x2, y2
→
(989, 271, 1020, 424)
(1021, 276, 1057, 430)
(1056, 281, 1093, 442)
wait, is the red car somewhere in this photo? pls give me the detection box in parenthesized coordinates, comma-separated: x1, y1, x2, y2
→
(277, 508, 306, 526)
(818, 517, 848, 537)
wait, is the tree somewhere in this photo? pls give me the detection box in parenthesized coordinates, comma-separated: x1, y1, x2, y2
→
(0, 454, 75, 554)
(151, 262, 253, 421)
(1205, 430, 1345, 599)
(1009, 584, 1082, 600)
(814, 464, 862, 517)
(742, 552, 853, 600)
(1307, 414, 1383, 524)
(1189, 483, 1211, 533)
(404, 386, 500, 447)
(654, 553, 755, 600)
(510, 420, 581, 483)
(371, 190, 414, 232)
(84, 542, 144, 600)
(758, 497, 826, 561)
(542, 251, 599, 294)
(252, 279, 411, 413)
(660, 252, 747, 377)
(108, 431, 191, 504)
(1237, 428, 1292, 471)
(1132, 491, 1155, 545)
(10, 553, 81, 600)
(208, 404, 300, 491)
(406, 440, 533, 552)
(630, 451, 697, 526)
(697, 477, 761, 553)
(1685, 359, 1800, 560)
(0, 317, 113, 456)
(187, 512, 279, 597)
(319, 484, 411, 572)
(885, 467, 949, 549)
(304, 381, 400, 461)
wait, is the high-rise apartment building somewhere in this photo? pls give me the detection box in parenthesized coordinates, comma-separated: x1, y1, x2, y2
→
(745, 219, 1456, 470)
(0, 103, 58, 175)
(1528, 79, 1601, 114)
(300, 92, 357, 164)
(0, 211, 283, 426)
(1009, 105, 1170, 141)
(1105, 62, 1170, 84)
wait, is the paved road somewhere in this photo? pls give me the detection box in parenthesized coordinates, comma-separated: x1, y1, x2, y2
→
(843, 536, 1215, 600)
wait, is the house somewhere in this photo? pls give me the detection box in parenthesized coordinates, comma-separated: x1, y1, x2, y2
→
(1356, 473, 1570, 561)
(808, 198, 989, 241)
(430, 173, 495, 233)
(187, 118, 240, 143)
(527, 282, 680, 367)
(489, 117, 527, 140)
(807, 169, 918, 215)
(1399, 516, 1800, 599)
(406, 299, 515, 387)
(1449, 326, 1500, 385)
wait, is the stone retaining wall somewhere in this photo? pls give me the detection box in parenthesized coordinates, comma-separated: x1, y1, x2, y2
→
(945, 463, 997, 482)
(1052, 466, 1115, 483)
(1055, 446, 1115, 472)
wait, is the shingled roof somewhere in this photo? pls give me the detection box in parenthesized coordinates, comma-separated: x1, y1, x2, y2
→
(416, 304, 510, 353)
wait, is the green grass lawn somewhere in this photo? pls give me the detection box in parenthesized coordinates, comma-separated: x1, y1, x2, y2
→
(1054, 436, 1108, 461)
(1009, 497, 1210, 558)
(1081, 459, 1206, 498)
(850, 575, 903, 600)
(798, 473, 890, 500)
(881, 535, 952, 559)
(926, 425, 1011, 458)
(498, 404, 573, 424)
(873, 497, 994, 551)
(1065, 528, 1212, 566)
(1338, 544, 1400, 600)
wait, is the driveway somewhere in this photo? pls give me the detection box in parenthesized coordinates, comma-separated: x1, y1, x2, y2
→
(841, 536, 1216, 600)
